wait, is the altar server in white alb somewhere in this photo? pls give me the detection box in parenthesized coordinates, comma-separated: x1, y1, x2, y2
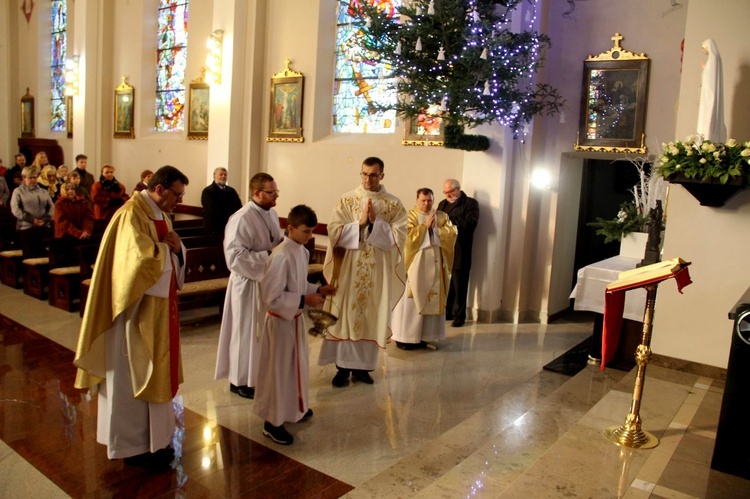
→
(215, 173, 282, 400)
(254, 205, 337, 445)
(392, 188, 456, 350)
(318, 156, 407, 387)
(73, 166, 188, 470)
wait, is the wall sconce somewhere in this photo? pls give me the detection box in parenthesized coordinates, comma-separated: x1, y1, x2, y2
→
(64, 55, 80, 96)
(206, 29, 224, 84)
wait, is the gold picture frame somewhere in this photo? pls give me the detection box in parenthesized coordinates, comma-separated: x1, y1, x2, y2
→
(21, 88, 35, 138)
(187, 72, 210, 140)
(575, 33, 649, 154)
(66, 95, 73, 138)
(402, 111, 445, 146)
(267, 59, 304, 143)
(114, 77, 135, 139)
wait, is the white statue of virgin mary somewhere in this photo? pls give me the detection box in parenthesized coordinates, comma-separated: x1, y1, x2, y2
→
(696, 39, 726, 142)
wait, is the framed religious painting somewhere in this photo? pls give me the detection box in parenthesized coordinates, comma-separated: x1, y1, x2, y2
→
(402, 109, 445, 146)
(114, 77, 135, 139)
(66, 95, 73, 138)
(575, 33, 650, 154)
(21, 88, 35, 138)
(187, 79, 210, 140)
(267, 59, 304, 143)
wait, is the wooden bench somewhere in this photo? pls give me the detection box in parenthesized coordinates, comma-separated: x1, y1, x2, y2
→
(48, 239, 100, 312)
(177, 245, 229, 312)
(79, 241, 229, 317)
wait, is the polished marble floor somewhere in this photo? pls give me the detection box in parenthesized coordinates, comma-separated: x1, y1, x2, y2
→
(1, 283, 749, 498)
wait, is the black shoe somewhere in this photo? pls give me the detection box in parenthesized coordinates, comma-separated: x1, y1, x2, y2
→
(230, 384, 255, 399)
(352, 370, 374, 384)
(300, 408, 313, 422)
(124, 446, 174, 470)
(263, 421, 293, 445)
(396, 341, 414, 350)
(332, 368, 350, 387)
(417, 341, 429, 349)
(451, 318, 465, 327)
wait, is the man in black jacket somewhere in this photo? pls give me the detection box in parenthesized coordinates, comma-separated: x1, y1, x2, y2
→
(437, 179, 479, 327)
(201, 167, 243, 236)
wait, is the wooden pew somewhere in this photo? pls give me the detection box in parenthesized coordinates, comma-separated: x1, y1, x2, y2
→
(79, 237, 229, 317)
(48, 238, 100, 312)
(18, 227, 54, 298)
(177, 245, 229, 312)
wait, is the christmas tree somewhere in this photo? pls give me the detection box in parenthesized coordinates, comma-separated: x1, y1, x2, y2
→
(342, 0, 564, 150)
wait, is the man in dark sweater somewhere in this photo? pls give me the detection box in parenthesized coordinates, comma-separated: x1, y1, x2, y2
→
(71, 154, 95, 193)
(437, 179, 479, 327)
(201, 167, 243, 236)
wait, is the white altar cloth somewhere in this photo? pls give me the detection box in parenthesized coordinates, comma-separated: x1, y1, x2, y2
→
(569, 256, 647, 322)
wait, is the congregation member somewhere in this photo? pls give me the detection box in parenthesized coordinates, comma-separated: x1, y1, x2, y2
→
(392, 188, 456, 350)
(132, 169, 153, 196)
(215, 173, 282, 399)
(68, 171, 90, 201)
(438, 179, 479, 327)
(72, 154, 95, 193)
(0, 174, 8, 206)
(56, 164, 69, 185)
(318, 156, 407, 387)
(39, 165, 60, 202)
(30, 151, 52, 171)
(91, 164, 129, 220)
(5, 154, 26, 195)
(201, 166, 243, 236)
(73, 166, 189, 470)
(10, 167, 54, 231)
(53, 182, 94, 240)
(254, 205, 336, 445)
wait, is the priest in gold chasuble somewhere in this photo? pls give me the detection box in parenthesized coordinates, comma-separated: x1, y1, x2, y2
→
(74, 166, 188, 467)
(392, 188, 456, 349)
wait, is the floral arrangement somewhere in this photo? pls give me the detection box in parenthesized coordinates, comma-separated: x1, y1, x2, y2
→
(588, 158, 668, 243)
(656, 135, 750, 185)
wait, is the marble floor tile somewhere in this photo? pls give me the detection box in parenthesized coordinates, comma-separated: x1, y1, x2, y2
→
(1, 283, 749, 497)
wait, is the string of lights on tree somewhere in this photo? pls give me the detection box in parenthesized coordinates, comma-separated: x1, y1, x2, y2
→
(343, 0, 564, 150)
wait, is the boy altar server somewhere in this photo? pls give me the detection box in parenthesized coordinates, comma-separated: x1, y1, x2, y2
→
(255, 205, 336, 445)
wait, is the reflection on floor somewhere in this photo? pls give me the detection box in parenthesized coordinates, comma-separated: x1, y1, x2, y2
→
(1, 284, 748, 497)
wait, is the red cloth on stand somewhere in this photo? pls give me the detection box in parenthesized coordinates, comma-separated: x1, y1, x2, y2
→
(153, 219, 180, 397)
(601, 262, 692, 370)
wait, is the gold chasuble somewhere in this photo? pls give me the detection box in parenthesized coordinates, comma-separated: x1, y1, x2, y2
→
(404, 209, 456, 315)
(323, 184, 407, 347)
(74, 193, 183, 403)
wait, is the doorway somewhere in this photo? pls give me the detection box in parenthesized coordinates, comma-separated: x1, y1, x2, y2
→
(572, 158, 649, 281)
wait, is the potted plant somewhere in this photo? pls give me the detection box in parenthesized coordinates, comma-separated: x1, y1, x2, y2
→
(588, 158, 667, 258)
(656, 136, 750, 207)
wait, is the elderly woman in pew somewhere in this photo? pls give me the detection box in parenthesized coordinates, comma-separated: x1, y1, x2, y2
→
(10, 167, 54, 231)
(39, 165, 61, 202)
(54, 182, 94, 240)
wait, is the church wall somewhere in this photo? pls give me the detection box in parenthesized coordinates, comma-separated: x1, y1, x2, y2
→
(259, 0, 464, 225)
(530, 0, 689, 320)
(653, 0, 750, 368)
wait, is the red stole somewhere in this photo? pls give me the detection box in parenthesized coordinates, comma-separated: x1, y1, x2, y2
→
(153, 219, 180, 397)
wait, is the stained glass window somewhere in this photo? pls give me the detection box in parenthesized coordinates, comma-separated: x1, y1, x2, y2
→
(333, 0, 400, 134)
(155, 0, 189, 132)
(50, 0, 67, 132)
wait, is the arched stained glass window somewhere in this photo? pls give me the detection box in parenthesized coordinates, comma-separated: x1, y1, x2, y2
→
(50, 0, 67, 132)
(155, 0, 189, 132)
(333, 0, 400, 134)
